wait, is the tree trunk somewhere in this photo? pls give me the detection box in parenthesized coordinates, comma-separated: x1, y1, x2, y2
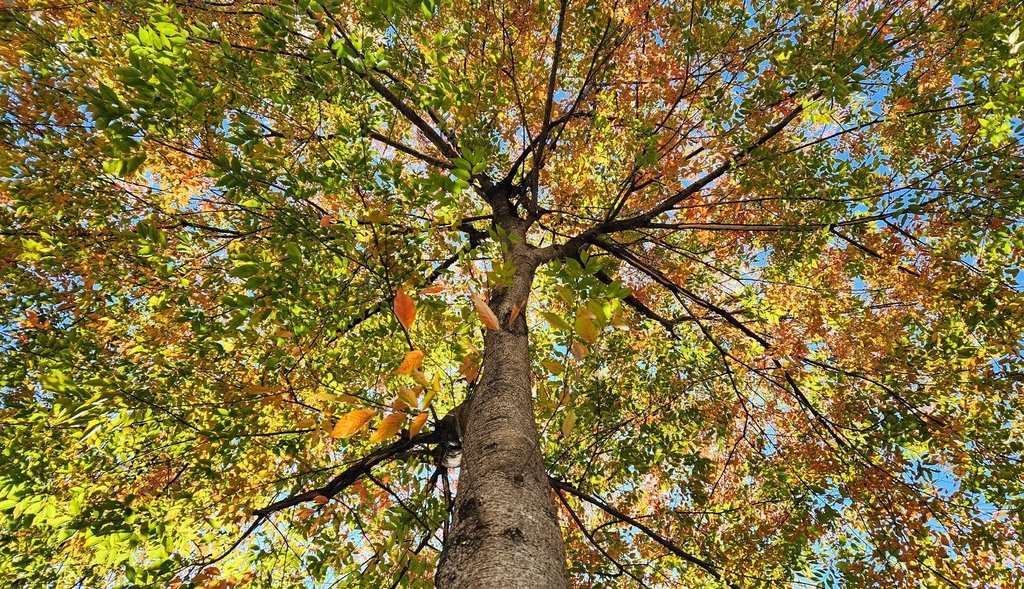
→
(435, 257, 569, 589)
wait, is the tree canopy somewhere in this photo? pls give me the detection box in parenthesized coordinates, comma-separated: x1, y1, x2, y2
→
(2, 0, 1024, 587)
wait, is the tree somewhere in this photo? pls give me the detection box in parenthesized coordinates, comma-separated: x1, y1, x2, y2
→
(2, 0, 1024, 586)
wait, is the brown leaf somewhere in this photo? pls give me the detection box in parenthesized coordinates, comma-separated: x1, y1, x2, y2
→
(319, 215, 335, 227)
(570, 341, 590, 360)
(331, 409, 376, 438)
(471, 293, 500, 331)
(409, 413, 429, 438)
(313, 494, 329, 505)
(396, 350, 424, 375)
(394, 289, 416, 330)
(370, 413, 406, 443)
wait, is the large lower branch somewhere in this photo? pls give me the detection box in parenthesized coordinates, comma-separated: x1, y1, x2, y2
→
(190, 411, 463, 571)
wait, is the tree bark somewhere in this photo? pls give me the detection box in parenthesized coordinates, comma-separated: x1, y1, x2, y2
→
(435, 254, 569, 589)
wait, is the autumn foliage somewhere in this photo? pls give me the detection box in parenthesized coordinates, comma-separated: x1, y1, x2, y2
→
(1, 0, 1024, 587)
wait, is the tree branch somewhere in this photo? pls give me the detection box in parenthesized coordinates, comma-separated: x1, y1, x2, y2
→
(550, 478, 734, 587)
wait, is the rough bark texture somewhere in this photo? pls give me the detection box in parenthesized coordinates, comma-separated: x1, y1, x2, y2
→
(435, 254, 569, 589)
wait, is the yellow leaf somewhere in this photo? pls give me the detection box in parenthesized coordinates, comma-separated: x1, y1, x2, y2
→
(331, 409, 376, 438)
(295, 417, 317, 429)
(542, 360, 564, 375)
(409, 413, 429, 438)
(394, 289, 416, 330)
(370, 413, 406, 443)
(397, 386, 419, 407)
(396, 350, 424, 375)
(411, 369, 430, 388)
(561, 409, 576, 437)
(575, 313, 599, 344)
(422, 387, 437, 408)
(471, 293, 500, 331)
(248, 385, 283, 394)
(555, 284, 574, 304)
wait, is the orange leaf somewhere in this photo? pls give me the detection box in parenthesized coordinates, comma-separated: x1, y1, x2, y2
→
(319, 215, 336, 227)
(370, 413, 406, 443)
(508, 302, 523, 327)
(396, 350, 424, 375)
(313, 494, 329, 504)
(471, 293, 500, 331)
(331, 409, 376, 438)
(459, 354, 480, 382)
(409, 413, 429, 438)
(394, 289, 416, 330)
(419, 285, 446, 295)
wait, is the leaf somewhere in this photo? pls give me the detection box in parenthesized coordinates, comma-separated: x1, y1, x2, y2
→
(409, 413, 428, 438)
(394, 289, 416, 330)
(575, 313, 599, 344)
(542, 360, 564, 375)
(459, 353, 480, 381)
(396, 350, 424, 375)
(370, 413, 406, 443)
(319, 215, 336, 227)
(508, 302, 523, 327)
(313, 495, 329, 505)
(422, 387, 437, 408)
(570, 341, 590, 360)
(561, 409, 576, 437)
(541, 311, 572, 332)
(411, 369, 431, 388)
(397, 386, 419, 407)
(331, 409, 376, 438)
(555, 284, 574, 304)
(419, 285, 446, 295)
(471, 293, 500, 331)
